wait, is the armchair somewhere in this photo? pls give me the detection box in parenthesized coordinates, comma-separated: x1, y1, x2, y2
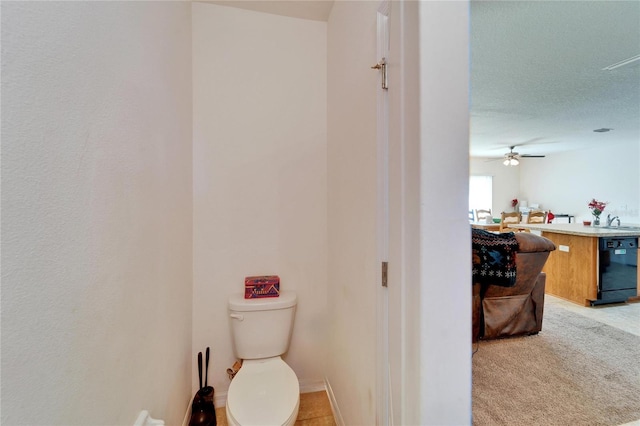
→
(472, 231, 556, 342)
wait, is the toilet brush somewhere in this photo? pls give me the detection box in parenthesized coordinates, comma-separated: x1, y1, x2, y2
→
(205, 348, 210, 388)
(198, 352, 203, 390)
(200, 348, 215, 408)
(189, 349, 216, 426)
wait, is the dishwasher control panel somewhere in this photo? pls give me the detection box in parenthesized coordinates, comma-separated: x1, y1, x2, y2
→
(603, 238, 636, 249)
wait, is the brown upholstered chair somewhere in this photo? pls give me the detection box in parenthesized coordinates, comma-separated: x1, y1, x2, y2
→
(473, 232, 556, 341)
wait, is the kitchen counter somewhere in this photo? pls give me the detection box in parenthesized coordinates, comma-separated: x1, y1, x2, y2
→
(509, 223, 640, 237)
(508, 223, 640, 306)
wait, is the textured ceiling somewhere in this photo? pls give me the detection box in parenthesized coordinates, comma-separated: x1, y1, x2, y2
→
(471, 0, 640, 158)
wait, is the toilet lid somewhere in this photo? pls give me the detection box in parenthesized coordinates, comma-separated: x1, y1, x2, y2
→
(227, 358, 299, 426)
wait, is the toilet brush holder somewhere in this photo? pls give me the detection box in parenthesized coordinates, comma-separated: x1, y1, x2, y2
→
(191, 386, 215, 412)
(197, 386, 214, 406)
(189, 389, 216, 426)
(189, 348, 216, 426)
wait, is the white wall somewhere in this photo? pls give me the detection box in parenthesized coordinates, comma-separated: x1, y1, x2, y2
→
(192, 3, 328, 399)
(1, 2, 193, 425)
(470, 157, 520, 215)
(519, 141, 640, 223)
(417, 2, 472, 424)
(326, 1, 380, 424)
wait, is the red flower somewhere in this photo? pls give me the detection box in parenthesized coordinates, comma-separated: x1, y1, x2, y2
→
(511, 198, 518, 208)
(588, 199, 607, 216)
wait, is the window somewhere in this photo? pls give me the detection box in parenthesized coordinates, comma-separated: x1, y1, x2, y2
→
(469, 175, 492, 213)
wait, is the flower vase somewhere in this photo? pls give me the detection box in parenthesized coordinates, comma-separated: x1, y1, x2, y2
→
(593, 215, 600, 226)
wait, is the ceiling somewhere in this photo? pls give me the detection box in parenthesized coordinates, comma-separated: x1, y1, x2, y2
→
(201, 1, 639, 159)
(205, 0, 335, 22)
(471, 1, 640, 158)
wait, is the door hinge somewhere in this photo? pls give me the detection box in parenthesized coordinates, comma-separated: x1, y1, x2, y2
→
(381, 261, 388, 287)
(371, 58, 388, 90)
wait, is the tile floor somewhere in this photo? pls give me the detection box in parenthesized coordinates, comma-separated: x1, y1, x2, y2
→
(545, 294, 640, 336)
(215, 390, 335, 426)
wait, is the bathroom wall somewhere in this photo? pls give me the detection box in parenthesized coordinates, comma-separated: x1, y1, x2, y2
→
(326, 2, 380, 424)
(192, 3, 328, 398)
(1, 2, 193, 425)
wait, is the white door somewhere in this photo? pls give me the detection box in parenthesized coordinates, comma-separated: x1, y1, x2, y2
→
(375, 1, 391, 425)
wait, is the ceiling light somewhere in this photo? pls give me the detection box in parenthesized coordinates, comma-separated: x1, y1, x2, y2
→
(602, 54, 640, 71)
(503, 157, 519, 166)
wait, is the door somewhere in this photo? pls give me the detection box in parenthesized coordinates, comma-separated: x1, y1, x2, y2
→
(375, 1, 391, 425)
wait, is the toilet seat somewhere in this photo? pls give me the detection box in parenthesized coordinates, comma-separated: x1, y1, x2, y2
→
(226, 357, 300, 426)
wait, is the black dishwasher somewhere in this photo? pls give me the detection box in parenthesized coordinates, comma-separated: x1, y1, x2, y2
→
(595, 237, 638, 305)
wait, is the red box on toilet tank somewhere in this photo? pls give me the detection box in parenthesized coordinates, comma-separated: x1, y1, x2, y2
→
(244, 275, 280, 299)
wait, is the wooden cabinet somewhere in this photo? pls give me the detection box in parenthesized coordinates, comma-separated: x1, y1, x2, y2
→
(541, 232, 598, 306)
(541, 231, 640, 305)
(509, 224, 640, 306)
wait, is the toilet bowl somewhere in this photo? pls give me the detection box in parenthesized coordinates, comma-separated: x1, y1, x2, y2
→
(226, 358, 300, 426)
(227, 291, 299, 426)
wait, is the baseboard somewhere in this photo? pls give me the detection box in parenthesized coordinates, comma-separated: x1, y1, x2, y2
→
(181, 395, 192, 426)
(214, 390, 228, 409)
(324, 377, 345, 426)
(299, 379, 326, 394)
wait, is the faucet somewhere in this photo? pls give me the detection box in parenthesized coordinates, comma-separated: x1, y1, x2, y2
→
(606, 214, 620, 227)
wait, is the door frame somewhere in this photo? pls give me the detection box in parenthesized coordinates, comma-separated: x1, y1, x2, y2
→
(375, 1, 391, 425)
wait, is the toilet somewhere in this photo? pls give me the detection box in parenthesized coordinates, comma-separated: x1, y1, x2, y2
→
(226, 291, 299, 426)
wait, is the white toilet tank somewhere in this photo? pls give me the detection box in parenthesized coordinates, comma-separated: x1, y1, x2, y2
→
(228, 291, 297, 360)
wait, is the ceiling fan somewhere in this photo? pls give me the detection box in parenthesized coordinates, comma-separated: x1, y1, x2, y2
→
(502, 146, 545, 166)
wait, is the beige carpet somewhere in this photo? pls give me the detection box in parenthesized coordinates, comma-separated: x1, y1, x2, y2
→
(473, 302, 640, 425)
